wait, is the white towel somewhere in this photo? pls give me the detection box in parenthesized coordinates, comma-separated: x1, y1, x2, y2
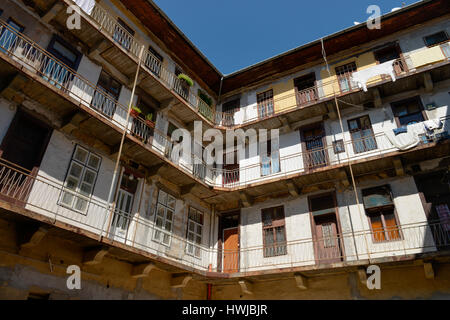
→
(351, 60, 397, 92)
(74, 0, 96, 15)
(384, 128, 420, 150)
(423, 119, 442, 131)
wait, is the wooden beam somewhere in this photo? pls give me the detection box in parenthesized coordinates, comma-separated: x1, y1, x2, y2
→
(19, 226, 48, 249)
(326, 102, 337, 120)
(41, 2, 64, 24)
(239, 191, 253, 207)
(372, 88, 382, 108)
(393, 158, 405, 176)
(171, 274, 192, 288)
(285, 180, 301, 197)
(147, 163, 167, 177)
(238, 280, 253, 295)
(423, 72, 433, 93)
(423, 262, 434, 279)
(338, 169, 350, 188)
(294, 273, 308, 290)
(160, 98, 176, 114)
(180, 183, 196, 196)
(131, 263, 156, 278)
(83, 246, 109, 265)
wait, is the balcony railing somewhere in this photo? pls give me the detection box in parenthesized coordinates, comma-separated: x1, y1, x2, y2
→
(0, 157, 449, 274)
(0, 19, 449, 191)
(71, 1, 216, 124)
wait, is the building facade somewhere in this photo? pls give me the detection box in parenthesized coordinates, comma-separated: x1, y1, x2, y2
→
(0, 0, 449, 299)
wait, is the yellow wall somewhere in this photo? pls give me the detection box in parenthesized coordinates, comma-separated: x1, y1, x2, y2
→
(409, 46, 446, 69)
(320, 52, 378, 98)
(272, 79, 297, 113)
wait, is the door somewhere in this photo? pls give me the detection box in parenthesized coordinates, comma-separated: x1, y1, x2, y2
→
(301, 124, 328, 170)
(314, 214, 343, 264)
(0, 111, 52, 204)
(111, 189, 134, 241)
(374, 44, 407, 76)
(222, 151, 239, 186)
(294, 73, 317, 106)
(223, 227, 239, 273)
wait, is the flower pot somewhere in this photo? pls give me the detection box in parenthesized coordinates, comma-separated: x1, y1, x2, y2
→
(146, 120, 155, 128)
(130, 109, 140, 118)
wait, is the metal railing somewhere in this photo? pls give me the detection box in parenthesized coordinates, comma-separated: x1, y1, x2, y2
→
(73, 1, 216, 124)
(0, 156, 449, 274)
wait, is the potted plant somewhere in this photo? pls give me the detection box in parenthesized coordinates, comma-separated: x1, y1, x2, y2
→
(145, 113, 155, 127)
(130, 105, 141, 118)
(177, 73, 194, 87)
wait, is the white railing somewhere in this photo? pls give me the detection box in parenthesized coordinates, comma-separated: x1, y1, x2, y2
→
(1, 157, 449, 274)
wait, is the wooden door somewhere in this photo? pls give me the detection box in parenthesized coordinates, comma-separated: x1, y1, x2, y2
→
(301, 125, 328, 170)
(223, 227, 239, 273)
(314, 214, 343, 264)
(294, 73, 317, 106)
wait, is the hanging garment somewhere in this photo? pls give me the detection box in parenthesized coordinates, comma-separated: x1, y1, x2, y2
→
(423, 119, 443, 131)
(385, 127, 420, 150)
(74, 0, 96, 15)
(351, 60, 396, 92)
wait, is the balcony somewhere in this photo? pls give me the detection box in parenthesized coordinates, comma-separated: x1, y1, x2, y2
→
(52, 0, 216, 126)
(215, 45, 450, 129)
(0, 157, 449, 275)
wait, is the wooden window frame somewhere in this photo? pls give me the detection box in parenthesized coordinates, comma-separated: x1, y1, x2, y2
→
(59, 144, 101, 215)
(47, 34, 82, 70)
(260, 139, 280, 176)
(335, 62, 357, 93)
(362, 185, 403, 243)
(261, 206, 287, 258)
(257, 89, 274, 120)
(374, 42, 408, 75)
(347, 115, 378, 154)
(299, 122, 329, 170)
(390, 96, 428, 128)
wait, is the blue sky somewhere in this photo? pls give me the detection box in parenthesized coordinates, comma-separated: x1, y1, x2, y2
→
(153, 0, 417, 74)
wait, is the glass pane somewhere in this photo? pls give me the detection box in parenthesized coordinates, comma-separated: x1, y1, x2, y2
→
(79, 182, 92, 196)
(53, 40, 78, 64)
(196, 225, 202, 236)
(166, 210, 173, 222)
(189, 221, 195, 232)
(83, 169, 96, 185)
(195, 235, 201, 244)
(75, 198, 88, 212)
(163, 233, 170, 245)
(74, 147, 88, 163)
(69, 162, 83, 179)
(87, 154, 101, 170)
(158, 190, 167, 205)
(349, 120, 358, 131)
(66, 176, 78, 190)
(156, 205, 165, 217)
(264, 228, 274, 245)
(164, 221, 172, 232)
(188, 232, 194, 242)
(167, 195, 176, 209)
(154, 230, 161, 241)
(155, 217, 163, 228)
(61, 191, 74, 206)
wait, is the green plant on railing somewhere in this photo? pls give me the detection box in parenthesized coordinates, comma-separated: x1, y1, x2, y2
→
(130, 105, 141, 118)
(145, 113, 155, 128)
(177, 73, 194, 87)
(146, 113, 153, 121)
(198, 89, 212, 107)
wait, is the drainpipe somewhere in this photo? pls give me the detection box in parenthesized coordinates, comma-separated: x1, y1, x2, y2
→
(99, 44, 146, 240)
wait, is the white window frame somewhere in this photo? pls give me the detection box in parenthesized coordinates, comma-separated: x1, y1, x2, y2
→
(152, 189, 176, 246)
(59, 145, 101, 214)
(185, 207, 203, 258)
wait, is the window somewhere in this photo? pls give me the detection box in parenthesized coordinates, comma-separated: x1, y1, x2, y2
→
(260, 139, 280, 176)
(91, 71, 121, 118)
(257, 90, 274, 119)
(261, 206, 287, 257)
(294, 73, 317, 105)
(333, 139, 345, 154)
(424, 31, 448, 47)
(47, 36, 81, 70)
(60, 145, 101, 214)
(363, 185, 401, 242)
(391, 97, 426, 127)
(336, 62, 357, 93)
(146, 46, 163, 77)
(112, 171, 138, 234)
(348, 115, 377, 154)
(0, 18, 24, 54)
(186, 207, 203, 257)
(374, 44, 407, 75)
(113, 18, 135, 51)
(221, 98, 240, 126)
(153, 189, 176, 246)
